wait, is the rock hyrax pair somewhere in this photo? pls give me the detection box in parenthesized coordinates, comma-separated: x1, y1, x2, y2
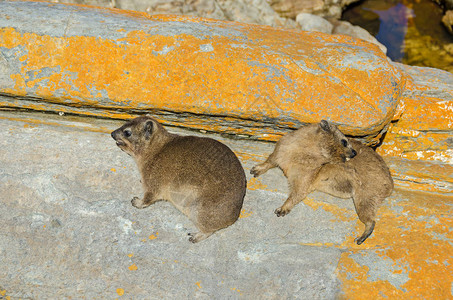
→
(251, 120, 393, 244)
(112, 116, 247, 243)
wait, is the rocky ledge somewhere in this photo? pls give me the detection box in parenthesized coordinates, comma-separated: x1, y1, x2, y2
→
(1, 1, 451, 194)
(0, 2, 452, 299)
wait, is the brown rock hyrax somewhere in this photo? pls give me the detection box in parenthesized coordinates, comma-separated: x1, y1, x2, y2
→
(111, 116, 247, 243)
(251, 120, 393, 245)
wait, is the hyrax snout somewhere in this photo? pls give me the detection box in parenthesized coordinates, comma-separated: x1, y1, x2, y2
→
(112, 116, 247, 243)
(251, 120, 393, 245)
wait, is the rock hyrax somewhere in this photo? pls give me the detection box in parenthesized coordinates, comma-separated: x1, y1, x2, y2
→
(251, 120, 393, 244)
(111, 116, 247, 243)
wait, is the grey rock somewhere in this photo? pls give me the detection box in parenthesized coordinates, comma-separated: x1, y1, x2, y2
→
(0, 111, 351, 298)
(332, 20, 388, 54)
(0, 111, 450, 298)
(270, 0, 360, 19)
(442, 10, 453, 35)
(296, 13, 333, 34)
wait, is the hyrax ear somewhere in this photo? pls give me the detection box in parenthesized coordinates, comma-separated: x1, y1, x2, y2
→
(144, 120, 154, 139)
(320, 120, 331, 132)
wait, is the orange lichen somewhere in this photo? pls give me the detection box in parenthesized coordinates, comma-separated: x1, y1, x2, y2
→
(116, 288, 125, 296)
(247, 177, 272, 191)
(0, 3, 404, 141)
(304, 198, 356, 222)
(337, 190, 453, 299)
(239, 209, 253, 218)
(148, 232, 159, 240)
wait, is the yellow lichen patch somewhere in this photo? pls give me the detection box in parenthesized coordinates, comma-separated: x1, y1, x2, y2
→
(377, 77, 453, 162)
(336, 252, 400, 299)
(239, 209, 253, 219)
(337, 190, 453, 298)
(402, 149, 453, 163)
(235, 151, 267, 164)
(378, 126, 452, 163)
(247, 177, 272, 191)
(149, 232, 159, 240)
(304, 198, 356, 222)
(299, 242, 335, 248)
(397, 97, 453, 131)
(195, 281, 202, 289)
(128, 264, 138, 271)
(116, 288, 124, 296)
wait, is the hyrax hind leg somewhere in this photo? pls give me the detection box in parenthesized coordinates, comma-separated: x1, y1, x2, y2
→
(352, 194, 382, 245)
(187, 197, 238, 243)
(250, 151, 278, 177)
(274, 169, 315, 217)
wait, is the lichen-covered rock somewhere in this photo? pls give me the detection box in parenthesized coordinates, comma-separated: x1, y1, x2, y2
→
(377, 63, 453, 164)
(0, 1, 405, 144)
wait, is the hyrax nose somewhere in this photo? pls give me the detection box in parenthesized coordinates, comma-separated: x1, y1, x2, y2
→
(351, 149, 357, 158)
(111, 130, 117, 140)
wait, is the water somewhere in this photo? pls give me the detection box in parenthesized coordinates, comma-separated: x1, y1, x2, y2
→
(343, 0, 453, 72)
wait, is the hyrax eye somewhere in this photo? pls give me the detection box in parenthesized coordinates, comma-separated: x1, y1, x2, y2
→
(341, 139, 348, 147)
(123, 129, 132, 137)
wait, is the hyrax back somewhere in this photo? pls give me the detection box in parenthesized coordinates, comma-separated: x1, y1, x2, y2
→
(111, 116, 247, 243)
(251, 120, 393, 244)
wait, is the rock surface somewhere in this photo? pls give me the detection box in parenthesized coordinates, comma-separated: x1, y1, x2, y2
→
(0, 1, 404, 144)
(44, 0, 360, 26)
(295, 13, 333, 34)
(0, 111, 452, 299)
(0, 2, 452, 299)
(46, 0, 387, 51)
(294, 14, 387, 55)
(442, 10, 453, 34)
(269, 0, 360, 19)
(331, 19, 387, 54)
(377, 62, 453, 168)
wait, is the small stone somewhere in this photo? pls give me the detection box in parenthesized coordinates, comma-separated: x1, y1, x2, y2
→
(296, 13, 333, 34)
(442, 10, 453, 35)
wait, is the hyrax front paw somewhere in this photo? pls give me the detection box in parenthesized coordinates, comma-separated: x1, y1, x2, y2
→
(131, 196, 146, 209)
(187, 232, 212, 243)
(274, 206, 290, 217)
(250, 164, 266, 177)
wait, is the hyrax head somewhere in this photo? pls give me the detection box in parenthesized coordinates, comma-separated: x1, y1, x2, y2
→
(318, 120, 357, 162)
(111, 115, 162, 157)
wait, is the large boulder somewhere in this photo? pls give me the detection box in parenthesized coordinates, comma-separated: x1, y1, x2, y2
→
(377, 63, 453, 165)
(0, 1, 405, 144)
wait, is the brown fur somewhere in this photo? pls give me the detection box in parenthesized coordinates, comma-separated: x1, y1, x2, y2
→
(251, 120, 393, 244)
(112, 116, 247, 243)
